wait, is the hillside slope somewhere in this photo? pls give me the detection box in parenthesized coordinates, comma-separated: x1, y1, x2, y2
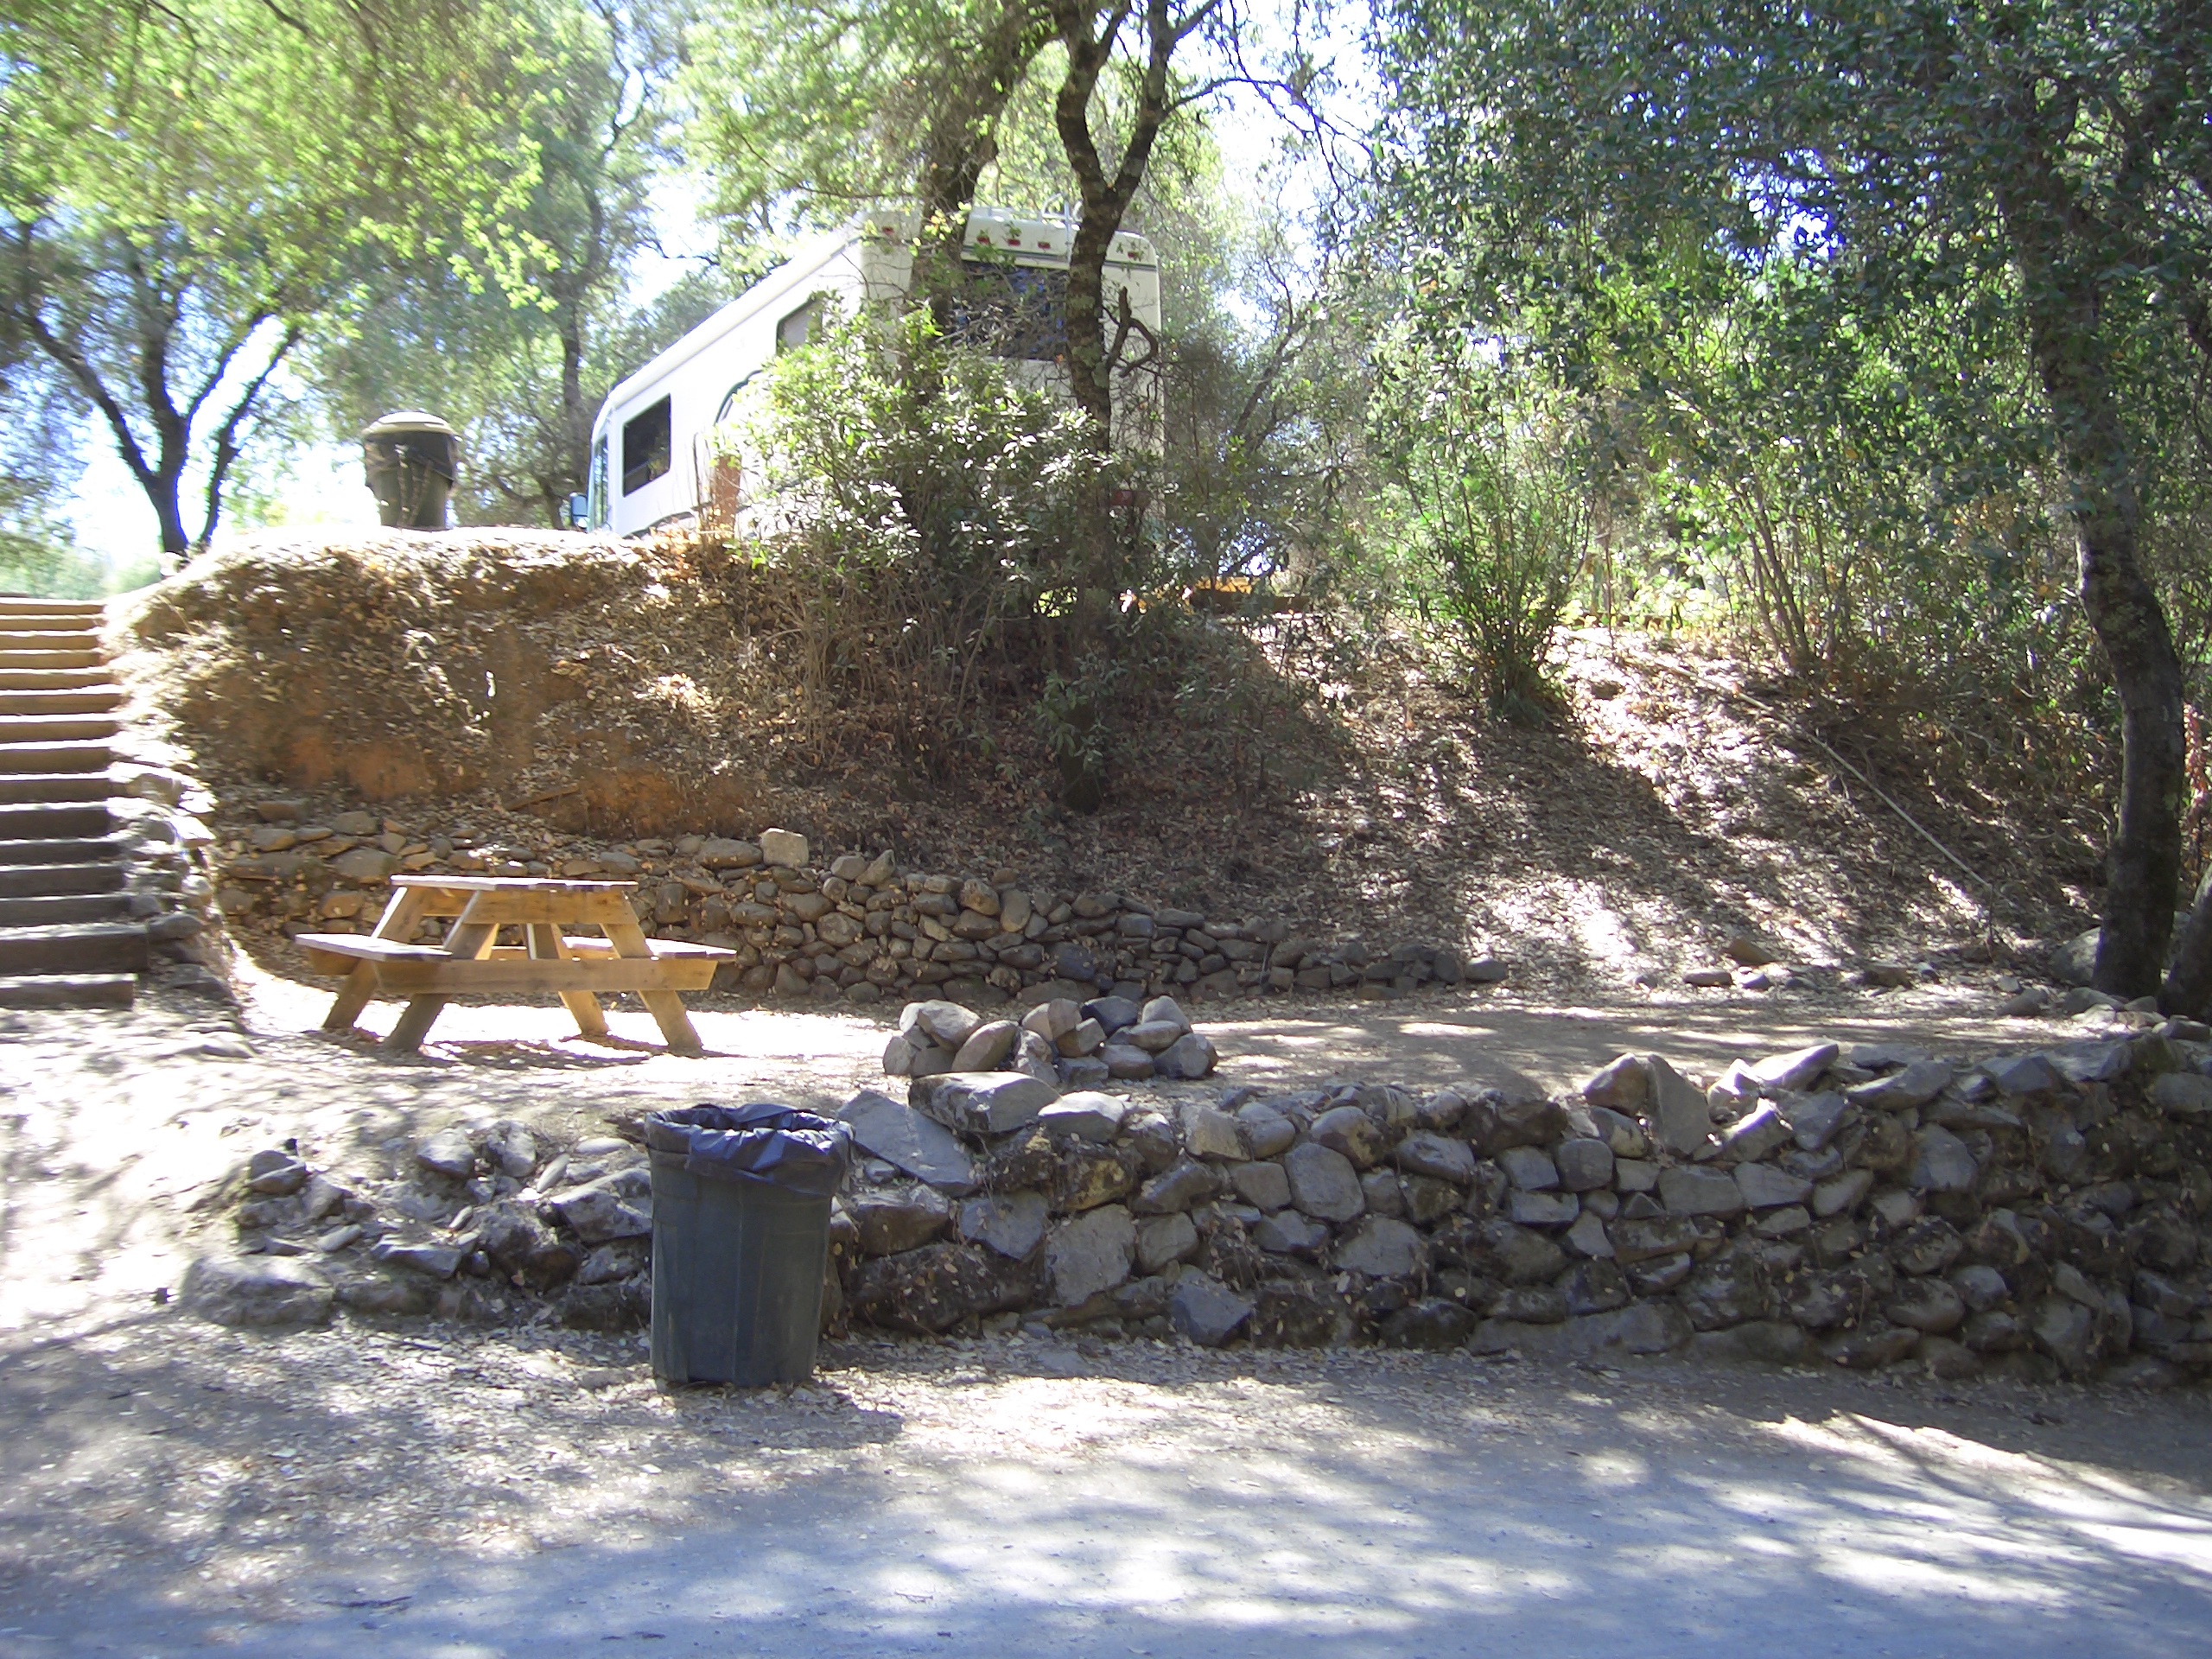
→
(111, 531, 2101, 993)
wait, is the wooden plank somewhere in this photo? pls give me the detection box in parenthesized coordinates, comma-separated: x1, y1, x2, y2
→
(436, 888, 636, 925)
(321, 887, 426, 1030)
(529, 919, 607, 1039)
(389, 874, 639, 893)
(367, 957, 720, 995)
(381, 912, 498, 1051)
(596, 912, 705, 1054)
(296, 933, 454, 963)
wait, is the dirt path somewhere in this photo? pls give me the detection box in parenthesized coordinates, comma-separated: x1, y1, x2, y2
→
(6, 977, 2202, 1657)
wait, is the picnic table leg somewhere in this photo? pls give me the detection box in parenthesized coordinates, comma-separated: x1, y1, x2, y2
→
(322, 887, 427, 1032)
(382, 910, 499, 1053)
(596, 912, 704, 1056)
(528, 920, 610, 1039)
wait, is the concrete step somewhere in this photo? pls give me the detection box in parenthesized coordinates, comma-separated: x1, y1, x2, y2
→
(0, 715, 121, 745)
(0, 689, 124, 716)
(0, 741, 111, 774)
(0, 772, 111, 804)
(0, 923, 148, 976)
(0, 804, 108, 840)
(0, 649, 103, 671)
(0, 836, 129, 866)
(0, 667, 117, 691)
(0, 892, 132, 926)
(0, 973, 136, 1010)
(0, 863, 126, 898)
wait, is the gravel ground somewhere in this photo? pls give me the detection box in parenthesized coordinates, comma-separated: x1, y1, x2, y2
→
(3, 983, 2209, 1656)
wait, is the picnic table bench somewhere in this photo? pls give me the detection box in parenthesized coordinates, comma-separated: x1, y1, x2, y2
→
(296, 874, 734, 1054)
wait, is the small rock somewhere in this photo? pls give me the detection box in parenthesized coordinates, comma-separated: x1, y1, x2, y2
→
(1909, 1126, 1980, 1193)
(1750, 1042, 1837, 1093)
(1790, 1092, 1851, 1151)
(1154, 1032, 1219, 1080)
(1564, 1210, 1615, 1258)
(957, 1192, 1049, 1261)
(1168, 1271, 1254, 1346)
(1334, 1216, 1424, 1278)
(1648, 1056, 1712, 1154)
(1283, 1143, 1365, 1222)
(1101, 1045, 1155, 1081)
(245, 1149, 308, 1196)
(1037, 1091, 1128, 1144)
(1307, 1105, 1385, 1169)
(1396, 1130, 1478, 1185)
(1846, 1059, 1954, 1112)
(1252, 1211, 1330, 1254)
(696, 837, 763, 869)
(760, 828, 809, 868)
(950, 1020, 1019, 1071)
(1719, 1103, 1793, 1163)
(904, 1000, 983, 1050)
(1683, 967, 1733, 988)
(546, 1176, 652, 1243)
(414, 1128, 475, 1180)
(1135, 1212, 1200, 1274)
(1138, 995, 1193, 1034)
(1044, 1205, 1137, 1305)
(1659, 1166, 1745, 1217)
(1733, 1163, 1813, 1211)
(1134, 1160, 1222, 1215)
(1229, 1160, 1292, 1211)
(371, 1237, 466, 1279)
(1180, 1104, 1244, 1160)
(1580, 1053, 1649, 1109)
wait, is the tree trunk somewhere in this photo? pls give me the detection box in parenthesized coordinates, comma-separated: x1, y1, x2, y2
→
(2164, 869, 2212, 1016)
(1996, 100, 2188, 999)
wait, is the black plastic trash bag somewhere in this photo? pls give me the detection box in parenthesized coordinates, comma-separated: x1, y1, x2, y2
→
(643, 1102, 852, 1198)
(643, 1103, 850, 1387)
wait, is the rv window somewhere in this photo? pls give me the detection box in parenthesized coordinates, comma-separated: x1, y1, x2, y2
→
(620, 397, 671, 495)
(588, 435, 609, 528)
(715, 375, 757, 426)
(776, 300, 822, 354)
(950, 260, 1068, 362)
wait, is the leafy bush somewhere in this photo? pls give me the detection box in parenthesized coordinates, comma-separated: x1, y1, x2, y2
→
(1374, 354, 1592, 720)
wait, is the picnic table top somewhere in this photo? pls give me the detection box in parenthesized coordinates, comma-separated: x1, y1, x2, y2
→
(389, 874, 640, 893)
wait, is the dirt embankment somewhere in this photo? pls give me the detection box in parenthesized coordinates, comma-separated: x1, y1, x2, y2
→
(111, 530, 2101, 994)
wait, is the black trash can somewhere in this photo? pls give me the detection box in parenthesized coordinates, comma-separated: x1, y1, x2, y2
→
(361, 410, 460, 530)
(645, 1103, 852, 1387)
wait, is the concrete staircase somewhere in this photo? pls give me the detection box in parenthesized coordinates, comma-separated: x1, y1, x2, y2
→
(0, 596, 145, 1007)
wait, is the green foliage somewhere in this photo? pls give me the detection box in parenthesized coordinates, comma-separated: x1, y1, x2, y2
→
(307, 0, 697, 527)
(0, 0, 559, 554)
(719, 304, 1125, 772)
(1371, 347, 1590, 719)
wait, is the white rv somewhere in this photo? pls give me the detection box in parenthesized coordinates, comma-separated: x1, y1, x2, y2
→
(583, 207, 1163, 537)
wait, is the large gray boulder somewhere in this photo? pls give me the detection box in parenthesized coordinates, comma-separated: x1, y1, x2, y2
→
(1283, 1142, 1365, 1222)
(1044, 1205, 1137, 1305)
(837, 1090, 979, 1194)
(179, 1254, 334, 1328)
(910, 1071, 1056, 1137)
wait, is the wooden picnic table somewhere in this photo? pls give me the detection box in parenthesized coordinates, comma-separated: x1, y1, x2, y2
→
(296, 875, 734, 1054)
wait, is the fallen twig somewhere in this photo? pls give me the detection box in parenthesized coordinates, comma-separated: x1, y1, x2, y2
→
(500, 782, 582, 812)
(1802, 732, 1991, 897)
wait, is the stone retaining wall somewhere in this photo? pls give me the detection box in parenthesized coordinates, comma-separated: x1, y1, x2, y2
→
(204, 1020, 2212, 1387)
(213, 819, 1502, 1008)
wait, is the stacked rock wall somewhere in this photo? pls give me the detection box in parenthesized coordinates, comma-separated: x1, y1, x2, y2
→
(208, 1018, 2212, 1386)
(829, 1025, 2212, 1379)
(212, 820, 1502, 1008)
